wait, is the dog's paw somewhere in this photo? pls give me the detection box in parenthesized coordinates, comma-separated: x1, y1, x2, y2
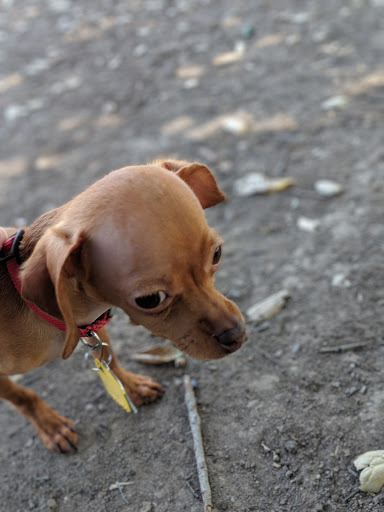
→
(30, 401, 78, 453)
(118, 371, 165, 406)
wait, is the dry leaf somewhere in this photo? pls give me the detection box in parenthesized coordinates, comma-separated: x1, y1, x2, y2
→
(233, 173, 295, 197)
(131, 345, 184, 365)
(246, 290, 291, 323)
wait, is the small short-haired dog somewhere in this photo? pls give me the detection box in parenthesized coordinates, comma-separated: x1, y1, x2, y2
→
(0, 160, 246, 452)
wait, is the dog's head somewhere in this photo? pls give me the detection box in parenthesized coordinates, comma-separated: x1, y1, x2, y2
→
(20, 161, 247, 360)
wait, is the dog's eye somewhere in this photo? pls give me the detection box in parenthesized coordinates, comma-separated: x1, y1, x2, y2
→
(213, 246, 222, 265)
(135, 291, 167, 309)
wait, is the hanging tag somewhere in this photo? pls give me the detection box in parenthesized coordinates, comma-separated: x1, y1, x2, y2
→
(93, 357, 138, 414)
(81, 333, 137, 414)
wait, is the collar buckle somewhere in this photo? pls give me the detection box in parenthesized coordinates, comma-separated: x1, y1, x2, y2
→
(0, 228, 25, 264)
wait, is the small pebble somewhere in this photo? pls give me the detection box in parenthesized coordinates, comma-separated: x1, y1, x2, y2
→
(321, 95, 348, 110)
(241, 24, 255, 39)
(284, 440, 298, 453)
(47, 498, 58, 510)
(297, 216, 320, 232)
(183, 78, 199, 89)
(222, 115, 250, 135)
(314, 179, 344, 197)
(331, 273, 351, 287)
(139, 502, 152, 512)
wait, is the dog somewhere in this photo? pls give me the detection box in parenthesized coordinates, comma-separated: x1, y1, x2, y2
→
(0, 160, 246, 453)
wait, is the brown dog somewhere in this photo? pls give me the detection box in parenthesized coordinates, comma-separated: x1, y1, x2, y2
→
(0, 160, 246, 453)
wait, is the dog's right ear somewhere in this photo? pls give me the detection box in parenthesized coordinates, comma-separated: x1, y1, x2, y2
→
(20, 226, 86, 360)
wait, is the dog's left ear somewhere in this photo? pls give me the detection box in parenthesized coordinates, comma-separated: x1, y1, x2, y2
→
(20, 226, 86, 360)
(158, 160, 226, 208)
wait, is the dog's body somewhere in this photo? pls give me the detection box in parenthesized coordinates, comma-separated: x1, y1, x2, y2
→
(0, 160, 246, 452)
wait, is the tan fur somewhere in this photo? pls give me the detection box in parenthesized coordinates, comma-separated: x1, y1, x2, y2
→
(0, 160, 246, 453)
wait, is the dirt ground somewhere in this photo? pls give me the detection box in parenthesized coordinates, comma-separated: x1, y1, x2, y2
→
(1, 1, 384, 511)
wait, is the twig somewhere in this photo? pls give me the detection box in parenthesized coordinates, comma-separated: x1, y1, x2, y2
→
(344, 488, 360, 502)
(117, 486, 130, 506)
(256, 348, 284, 368)
(185, 478, 200, 499)
(184, 375, 213, 512)
(108, 482, 132, 505)
(319, 342, 368, 354)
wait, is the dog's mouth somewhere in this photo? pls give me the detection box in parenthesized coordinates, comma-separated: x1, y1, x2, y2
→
(173, 321, 247, 360)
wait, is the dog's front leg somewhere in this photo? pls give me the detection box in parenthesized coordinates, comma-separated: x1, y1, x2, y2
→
(0, 375, 78, 453)
(95, 327, 164, 406)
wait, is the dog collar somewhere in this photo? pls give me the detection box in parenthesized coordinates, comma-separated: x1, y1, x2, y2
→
(0, 229, 113, 337)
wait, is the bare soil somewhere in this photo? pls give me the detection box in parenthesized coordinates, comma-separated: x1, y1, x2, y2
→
(1, 1, 384, 511)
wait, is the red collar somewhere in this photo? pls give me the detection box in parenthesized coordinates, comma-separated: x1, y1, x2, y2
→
(0, 229, 113, 337)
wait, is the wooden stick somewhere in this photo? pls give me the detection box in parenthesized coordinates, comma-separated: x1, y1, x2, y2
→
(319, 342, 367, 354)
(183, 375, 213, 512)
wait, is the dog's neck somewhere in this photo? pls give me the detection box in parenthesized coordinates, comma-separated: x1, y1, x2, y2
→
(19, 207, 64, 262)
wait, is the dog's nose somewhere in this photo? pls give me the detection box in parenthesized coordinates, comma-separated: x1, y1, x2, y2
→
(215, 320, 246, 347)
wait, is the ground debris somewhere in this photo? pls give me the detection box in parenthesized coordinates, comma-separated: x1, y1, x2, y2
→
(131, 344, 185, 366)
(246, 290, 291, 324)
(314, 179, 344, 197)
(319, 342, 368, 354)
(184, 375, 213, 512)
(354, 451, 384, 493)
(233, 172, 295, 197)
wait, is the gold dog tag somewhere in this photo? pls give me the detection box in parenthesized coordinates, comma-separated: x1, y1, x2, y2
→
(93, 358, 138, 414)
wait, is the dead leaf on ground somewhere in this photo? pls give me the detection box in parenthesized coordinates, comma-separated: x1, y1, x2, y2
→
(233, 173, 295, 197)
(131, 345, 185, 365)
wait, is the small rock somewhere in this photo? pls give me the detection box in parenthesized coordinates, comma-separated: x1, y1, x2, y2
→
(133, 44, 147, 57)
(321, 95, 348, 110)
(47, 498, 58, 510)
(222, 115, 250, 135)
(139, 502, 153, 512)
(284, 440, 298, 453)
(183, 78, 199, 89)
(25, 58, 51, 76)
(48, 0, 71, 12)
(4, 104, 27, 121)
(331, 273, 351, 287)
(314, 179, 344, 197)
(291, 12, 310, 23)
(241, 24, 255, 39)
(297, 216, 320, 232)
